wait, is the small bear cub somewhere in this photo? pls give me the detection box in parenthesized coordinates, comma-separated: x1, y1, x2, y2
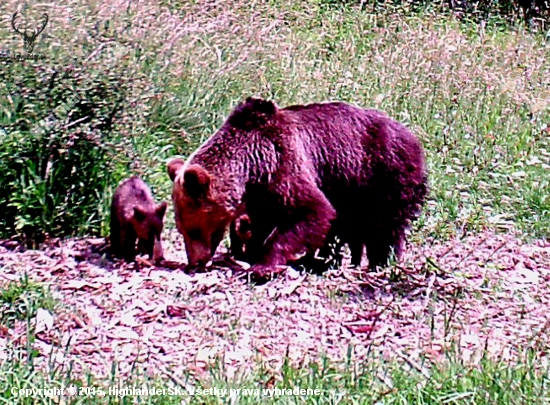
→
(110, 176, 168, 263)
(229, 208, 253, 262)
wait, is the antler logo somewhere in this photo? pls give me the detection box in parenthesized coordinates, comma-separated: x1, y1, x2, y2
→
(11, 11, 49, 54)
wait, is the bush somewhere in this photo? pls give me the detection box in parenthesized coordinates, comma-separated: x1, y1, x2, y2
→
(0, 0, 200, 246)
(0, 58, 137, 244)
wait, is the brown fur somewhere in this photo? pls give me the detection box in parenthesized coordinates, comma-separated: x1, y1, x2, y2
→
(110, 176, 168, 263)
(168, 97, 428, 274)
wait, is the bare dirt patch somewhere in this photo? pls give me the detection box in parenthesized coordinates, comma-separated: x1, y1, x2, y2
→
(1, 230, 549, 381)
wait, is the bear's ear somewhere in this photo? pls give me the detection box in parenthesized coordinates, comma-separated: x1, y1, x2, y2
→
(156, 201, 168, 219)
(245, 97, 278, 115)
(183, 165, 211, 199)
(133, 205, 147, 222)
(228, 97, 278, 130)
(167, 158, 185, 182)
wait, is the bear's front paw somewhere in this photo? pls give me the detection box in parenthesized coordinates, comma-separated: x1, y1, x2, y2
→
(184, 263, 209, 275)
(239, 264, 288, 285)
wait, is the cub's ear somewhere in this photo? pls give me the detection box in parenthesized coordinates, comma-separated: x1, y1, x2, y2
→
(156, 201, 168, 219)
(133, 205, 147, 222)
(183, 165, 211, 199)
(167, 158, 185, 182)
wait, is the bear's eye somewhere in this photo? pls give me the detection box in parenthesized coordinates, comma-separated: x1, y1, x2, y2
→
(187, 229, 202, 240)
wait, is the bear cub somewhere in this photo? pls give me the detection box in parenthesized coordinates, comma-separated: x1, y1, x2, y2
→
(231, 209, 346, 273)
(110, 176, 168, 263)
(229, 205, 253, 262)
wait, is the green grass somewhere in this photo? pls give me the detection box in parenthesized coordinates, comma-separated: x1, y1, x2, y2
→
(1, 341, 549, 404)
(0, 274, 57, 328)
(1, 0, 549, 242)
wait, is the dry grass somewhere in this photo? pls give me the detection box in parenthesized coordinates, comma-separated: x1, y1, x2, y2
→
(1, 0, 549, 238)
(1, 229, 549, 383)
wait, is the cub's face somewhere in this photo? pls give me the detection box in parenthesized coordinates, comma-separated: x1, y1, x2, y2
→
(234, 214, 253, 249)
(129, 202, 167, 261)
(168, 159, 231, 267)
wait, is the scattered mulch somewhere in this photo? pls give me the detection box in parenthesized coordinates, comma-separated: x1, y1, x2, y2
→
(0, 229, 549, 382)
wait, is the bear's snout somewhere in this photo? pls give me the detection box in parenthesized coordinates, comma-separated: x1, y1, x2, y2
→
(185, 239, 213, 267)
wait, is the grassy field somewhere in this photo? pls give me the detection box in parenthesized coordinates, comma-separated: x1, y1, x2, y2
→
(1, 0, 550, 403)
(2, 340, 549, 404)
(0, 0, 549, 241)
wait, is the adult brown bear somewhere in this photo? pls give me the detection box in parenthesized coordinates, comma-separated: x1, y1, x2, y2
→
(167, 97, 428, 277)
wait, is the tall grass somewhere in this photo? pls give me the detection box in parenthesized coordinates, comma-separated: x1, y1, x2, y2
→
(1, 330, 549, 404)
(0, 0, 548, 243)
